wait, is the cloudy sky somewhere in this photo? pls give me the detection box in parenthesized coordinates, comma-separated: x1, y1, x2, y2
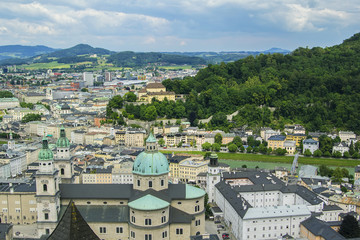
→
(0, 0, 359, 51)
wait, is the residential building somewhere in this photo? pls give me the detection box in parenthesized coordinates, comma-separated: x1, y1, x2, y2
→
(268, 135, 286, 150)
(355, 165, 360, 181)
(0, 97, 20, 109)
(332, 142, 349, 154)
(178, 158, 209, 183)
(138, 82, 175, 102)
(339, 131, 356, 142)
(125, 128, 146, 147)
(286, 133, 307, 147)
(303, 139, 319, 154)
(284, 140, 296, 154)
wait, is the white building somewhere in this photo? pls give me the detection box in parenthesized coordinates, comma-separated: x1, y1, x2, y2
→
(332, 142, 349, 154)
(83, 72, 95, 87)
(214, 171, 333, 240)
(303, 139, 319, 154)
(339, 131, 356, 142)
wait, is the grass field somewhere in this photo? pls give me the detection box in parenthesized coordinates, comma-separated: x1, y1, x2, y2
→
(0, 141, 8, 145)
(158, 65, 195, 70)
(20, 62, 72, 70)
(160, 150, 360, 167)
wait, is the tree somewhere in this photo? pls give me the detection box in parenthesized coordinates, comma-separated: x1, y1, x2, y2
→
(228, 143, 237, 152)
(303, 149, 312, 156)
(332, 151, 342, 158)
(239, 146, 245, 152)
(352, 152, 360, 159)
(318, 165, 333, 177)
(202, 142, 212, 151)
(214, 133, 222, 145)
(341, 186, 348, 193)
(177, 141, 183, 148)
(144, 106, 157, 121)
(124, 92, 137, 102)
(246, 146, 253, 153)
(21, 113, 41, 123)
(275, 148, 287, 155)
(242, 165, 247, 168)
(343, 151, 351, 158)
(313, 149, 322, 157)
(212, 143, 221, 152)
(232, 136, 243, 147)
(323, 151, 331, 157)
(158, 138, 165, 146)
(0, 91, 13, 98)
(339, 215, 360, 238)
(108, 95, 124, 109)
(81, 88, 88, 92)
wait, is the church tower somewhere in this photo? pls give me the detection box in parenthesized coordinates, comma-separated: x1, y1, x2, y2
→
(35, 136, 61, 236)
(206, 153, 221, 203)
(54, 125, 74, 183)
(7, 132, 15, 151)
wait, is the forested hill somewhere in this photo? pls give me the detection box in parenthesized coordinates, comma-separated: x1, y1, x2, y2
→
(107, 51, 206, 67)
(162, 33, 360, 133)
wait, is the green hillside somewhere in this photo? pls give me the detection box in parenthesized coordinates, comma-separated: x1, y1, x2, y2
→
(152, 33, 360, 133)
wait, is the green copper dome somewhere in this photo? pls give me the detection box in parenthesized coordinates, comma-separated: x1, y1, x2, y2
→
(38, 136, 54, 161)
(56, 126, 70, 148)
(129, 194, 169, 210)
(133, 133, 169, 176)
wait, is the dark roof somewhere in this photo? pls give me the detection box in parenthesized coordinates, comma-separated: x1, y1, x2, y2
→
(0, 182, 36, 193)
(59, 184, 133, 199)
(355, 165, 360, 173)
(322, 204, 343, 211)
(301, 217, 345, 240)
(169, 206, 193, 223)
(76, 205, 129, 223)
(215, 181, 250, 217)
(268, 135, 286, 141)
(48, 201, 99, 240)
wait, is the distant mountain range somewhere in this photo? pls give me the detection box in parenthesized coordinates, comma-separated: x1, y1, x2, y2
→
(0, 44, 290, 67)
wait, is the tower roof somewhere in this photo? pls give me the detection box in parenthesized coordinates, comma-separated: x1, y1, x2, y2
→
(56, 125, 70, 148)
(38, 136, 54, 161)
(146, 132, 156, 143)
(47, 201, 99, 240)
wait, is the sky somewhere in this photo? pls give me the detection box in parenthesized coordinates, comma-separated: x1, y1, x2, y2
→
(0, 0, 359, 52)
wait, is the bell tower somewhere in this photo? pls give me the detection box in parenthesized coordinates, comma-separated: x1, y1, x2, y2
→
(54, 125, 74, 183)
(35, 136, 61, 236)
(206, 153, 221, 203)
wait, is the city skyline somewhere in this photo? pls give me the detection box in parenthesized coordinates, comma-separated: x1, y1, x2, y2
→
(0, 0, 359, 52)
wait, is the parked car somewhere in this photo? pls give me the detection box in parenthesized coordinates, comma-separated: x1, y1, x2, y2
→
(222, 233, 230, 239)
(214, 220, 221, 224)
(217, 225, 225, 229)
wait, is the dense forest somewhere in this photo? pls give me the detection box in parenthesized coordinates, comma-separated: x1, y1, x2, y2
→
(124, 33, 360, 133)
(107, 51, 206, 67)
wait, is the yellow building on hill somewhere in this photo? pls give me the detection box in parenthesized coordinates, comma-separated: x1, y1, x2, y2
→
(138, 82, 175, 103)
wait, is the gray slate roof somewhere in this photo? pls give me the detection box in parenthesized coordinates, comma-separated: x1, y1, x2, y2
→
(301, 217, 345, 240)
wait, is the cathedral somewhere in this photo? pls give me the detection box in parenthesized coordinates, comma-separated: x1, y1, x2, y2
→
(34, 128, 206, 239)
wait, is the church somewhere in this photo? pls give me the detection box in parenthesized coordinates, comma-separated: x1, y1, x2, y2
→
(34, 127, 206, 239)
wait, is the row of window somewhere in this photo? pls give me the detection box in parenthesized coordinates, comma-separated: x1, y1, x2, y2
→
(137, 179, 165, 187)
(0, 200, 36, 205)
(132, 217, 167, 225)
(247, 232, 298, 239)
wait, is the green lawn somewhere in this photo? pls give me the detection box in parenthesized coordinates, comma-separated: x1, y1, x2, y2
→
(20, 62, 72, 70)
(158, 65, 194, 70)
(0, 141, 8, 145)
(160, 150, 360, 167)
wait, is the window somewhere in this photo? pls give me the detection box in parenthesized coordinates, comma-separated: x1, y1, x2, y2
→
(99, 227, 106, 233)
(116, 227, 123, 233)
(176, 228, 183, 235)
(87, 201, 91, 204)
(161, 216, 166, 223)
(195, 220, 201, 226)
(131, 231, 135, 238)
(145, 218, 152, 225)
(44, 213, 49, 220)
(195, 205, 200, 212)
(61, 168, 65, 175)
(131, 216, 136, 223)
(43, 184, 48, 192)
(145, 234, 152, 240)
(161, 179, 164, 186)
(162, 231, 167, 238)
(137, 180, 140, 186)
(149, 181, 152, 188)
(45, 229, 50, 235)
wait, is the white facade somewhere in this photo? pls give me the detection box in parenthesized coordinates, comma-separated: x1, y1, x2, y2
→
(339, 131, 356, 142)
(303, 139, 319, 154)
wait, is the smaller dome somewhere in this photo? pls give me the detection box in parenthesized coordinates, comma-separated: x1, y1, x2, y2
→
(61, 103, 70, 110)
(56, 126, 70, 148)
(39, 136, 54, 161)
(133, 151, 169, 175)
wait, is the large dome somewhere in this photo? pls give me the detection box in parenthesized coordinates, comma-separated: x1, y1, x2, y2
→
(132, 133, 169, 176)
(132, 151, 169, 175)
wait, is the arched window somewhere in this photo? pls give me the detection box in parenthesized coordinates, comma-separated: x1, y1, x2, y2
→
(43, 184, 47, 192)
(149, 181, 153, 188)
(61, 168, 65, 175)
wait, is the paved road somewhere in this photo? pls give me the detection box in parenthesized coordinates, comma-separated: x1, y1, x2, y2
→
(205, 220, 231, 239)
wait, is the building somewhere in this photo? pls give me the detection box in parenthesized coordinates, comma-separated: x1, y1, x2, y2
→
(332, 142, 349, 154)
(268, 135, 286, 150)
(206, 153, 221, 203)
(300, 217, 345, 240)
(83, 72, 95, 87)
(339, 131, 356, 142)
(213, 171, 336, 240)
(303, 139, 319, 154)
(0, 97, 20, 109)
(125, 128, 146, 147)
(355, 165, 360, 181)
(284, 140, 296, 154)
(178, 158, 208, 183)
(286, 133, 307, 147)
(138, 82, 175, 103)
